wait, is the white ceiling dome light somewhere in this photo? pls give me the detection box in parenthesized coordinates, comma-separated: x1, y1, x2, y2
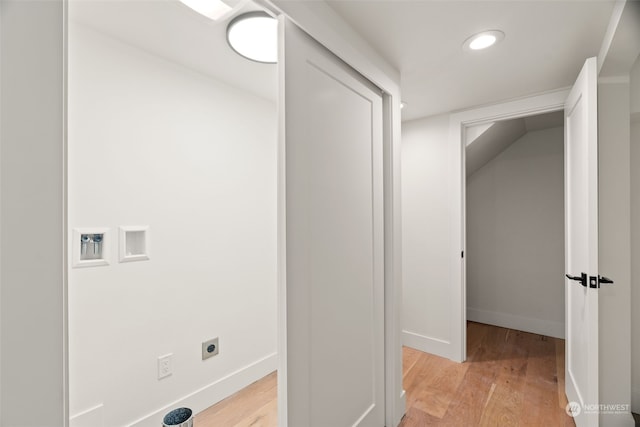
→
(463, 30, 505, 51)
(227, 12, 278, 64)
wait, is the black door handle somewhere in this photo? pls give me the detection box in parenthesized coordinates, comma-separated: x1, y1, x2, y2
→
(588, 275, 614, 288)
(566, 272, 587, 287)
(599, 275, 614, 285)
(566, 273, 614, 288)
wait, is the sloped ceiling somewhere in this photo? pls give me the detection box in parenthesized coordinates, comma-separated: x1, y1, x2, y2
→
(69, 0, 278, 102)
(466, 110, 564, 177)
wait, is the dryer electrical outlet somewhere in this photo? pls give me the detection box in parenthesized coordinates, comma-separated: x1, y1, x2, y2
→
(201, 338, 219, 360)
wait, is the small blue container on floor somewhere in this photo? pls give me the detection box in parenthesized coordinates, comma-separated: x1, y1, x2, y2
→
(162, 407, 193, 427)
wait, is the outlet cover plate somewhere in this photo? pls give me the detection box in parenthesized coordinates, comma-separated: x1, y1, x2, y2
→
(202, 337, 219, 360)
(158, 353, 173, 379)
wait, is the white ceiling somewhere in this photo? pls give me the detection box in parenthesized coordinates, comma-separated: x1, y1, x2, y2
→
(326, 0, 616, 121)
(69, 0, 278, 103)
(70, 1, 616, 122)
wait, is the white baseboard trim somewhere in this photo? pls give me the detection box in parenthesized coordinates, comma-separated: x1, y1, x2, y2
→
(396, 389, 407, 426)
(127, 353, 278, 427)
(402, 330, 451, 360)
(632, 385, 640, 413)
(467, 307, 564, 339)
(70, 403, 104, 427)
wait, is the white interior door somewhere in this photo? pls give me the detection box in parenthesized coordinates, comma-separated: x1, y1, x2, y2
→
(278, 18, 385, 427)
(564, 56, 599, 427)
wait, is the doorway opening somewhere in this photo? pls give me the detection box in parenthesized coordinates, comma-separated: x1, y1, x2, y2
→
(464, 111, 565, 339)
(398, 104, 575, 424)
(67, 1, 402, 426)
(399, 108, 575, 424)
(462, 110, 572, 424)
(67, 1, 280, 426)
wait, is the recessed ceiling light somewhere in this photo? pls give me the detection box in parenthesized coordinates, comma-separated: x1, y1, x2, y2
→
(463, 30, 505, 52)
(178, 0, 235, 21)
(227, 12, 278, 64)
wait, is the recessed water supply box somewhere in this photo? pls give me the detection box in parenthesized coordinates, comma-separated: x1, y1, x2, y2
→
(72, 228, 110, 268)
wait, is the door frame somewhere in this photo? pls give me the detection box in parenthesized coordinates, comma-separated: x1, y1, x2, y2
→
(259, 2, 406, 426)
(7, 0, 400, 424)
(449, 88, 569, 362)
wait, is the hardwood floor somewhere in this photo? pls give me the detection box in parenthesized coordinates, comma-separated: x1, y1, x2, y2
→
(399, 322, 574, 426)
(195, 322, 575, 427)
(195, 371, 277, 427)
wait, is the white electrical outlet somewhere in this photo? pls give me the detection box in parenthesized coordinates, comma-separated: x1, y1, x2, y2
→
(158, 354, 173, 380)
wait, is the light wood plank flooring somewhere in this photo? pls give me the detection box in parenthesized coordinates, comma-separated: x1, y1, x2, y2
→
(399, 322, 574, 426)
(195, 371, 277, 427)
(195, 322, 574, 426)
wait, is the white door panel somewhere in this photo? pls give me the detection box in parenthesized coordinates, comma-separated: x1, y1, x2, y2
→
(280, 18, 385, 427)
(565, 56, 599, 427)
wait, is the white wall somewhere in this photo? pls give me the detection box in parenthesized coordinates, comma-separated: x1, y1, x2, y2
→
(632, 54, 640, 115)
(401, 114, 454, 356)
(632, 119, 640, 413)
(466, 126, 565, 338)
(597, 79, 633, 426)
(68, 23, 277, 427)
(1, 1, 67, 425)
(630, 56, 640, 413)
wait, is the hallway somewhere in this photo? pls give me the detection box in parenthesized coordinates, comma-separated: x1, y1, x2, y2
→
(195, 322, 573, 426)
(399, 322, 573, 426)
